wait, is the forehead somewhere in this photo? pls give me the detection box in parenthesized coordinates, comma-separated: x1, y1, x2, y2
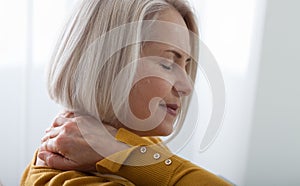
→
(141, 8, 191, 55)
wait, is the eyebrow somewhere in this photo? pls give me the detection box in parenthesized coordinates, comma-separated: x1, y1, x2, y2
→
(165, 50, 192, 62)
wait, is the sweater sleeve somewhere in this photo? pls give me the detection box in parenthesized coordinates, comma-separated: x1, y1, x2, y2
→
(96, 128, 232, 186)
(169, 157, 232, 186)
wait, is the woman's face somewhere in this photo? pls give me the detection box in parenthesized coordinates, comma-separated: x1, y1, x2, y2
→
(125, 8, 193, 136)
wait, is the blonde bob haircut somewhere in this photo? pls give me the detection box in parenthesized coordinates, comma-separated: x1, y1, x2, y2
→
(47, 0, 199, 135)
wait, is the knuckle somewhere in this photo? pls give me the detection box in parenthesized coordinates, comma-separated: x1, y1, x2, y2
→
(55, 135, 65, 146)
(64, 120, 76, 127)
(53, 116, 64, 127)
(53, 116, 62, 124)
(40, 143, 47, 151)
(63, 121, 77, 133)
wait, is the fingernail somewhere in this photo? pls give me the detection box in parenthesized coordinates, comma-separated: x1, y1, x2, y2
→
(45, 127, 51, 132)
(41, 135, 48, 142)
(63, 112, 69, 117)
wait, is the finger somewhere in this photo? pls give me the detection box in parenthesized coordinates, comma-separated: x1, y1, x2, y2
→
(64, 112, 75, 118)
(59, 111, 71, 117)
(41, 134, 49, 143)
(57, 111, 74, 117)
(41, 127, 61, 142)
(40, 138, 59, 153)
(52, 116, 70, 127)
(45, 113, 67, 133)
(45, 127, 52, 133)
(73, 112, 90, 118)
(38, 151, 77, 171)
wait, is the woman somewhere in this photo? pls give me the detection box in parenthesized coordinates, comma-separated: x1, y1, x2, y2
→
(21, 0, 231, 185)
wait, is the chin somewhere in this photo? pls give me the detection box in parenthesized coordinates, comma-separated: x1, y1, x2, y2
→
(150, 122, 174, 136)
(133, 124, 173, 136)
(126, 119, 176, 136)
(156, 130, 173, 137)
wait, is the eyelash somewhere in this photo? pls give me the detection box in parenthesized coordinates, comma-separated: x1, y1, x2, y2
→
(160, 63, 172, 70)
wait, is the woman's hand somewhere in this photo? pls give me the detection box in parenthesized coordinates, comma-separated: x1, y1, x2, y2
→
(37, 112, 129, 172)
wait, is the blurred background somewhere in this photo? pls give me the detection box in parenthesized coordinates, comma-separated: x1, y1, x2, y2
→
(0, 0, 299, 185)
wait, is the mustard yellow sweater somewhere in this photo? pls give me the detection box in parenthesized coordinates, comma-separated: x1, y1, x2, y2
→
(21, 128, 232, 186)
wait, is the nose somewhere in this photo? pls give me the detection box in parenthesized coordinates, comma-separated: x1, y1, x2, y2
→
(172, 68, 193, 97)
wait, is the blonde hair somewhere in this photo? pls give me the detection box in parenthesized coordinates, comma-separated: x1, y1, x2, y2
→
(47, 0, 199, 134)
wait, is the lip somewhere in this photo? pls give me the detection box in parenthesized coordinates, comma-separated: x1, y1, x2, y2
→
(159, 103, 179, 116)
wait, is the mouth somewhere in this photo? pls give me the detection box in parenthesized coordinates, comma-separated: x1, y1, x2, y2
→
(159, 103, 179, 116)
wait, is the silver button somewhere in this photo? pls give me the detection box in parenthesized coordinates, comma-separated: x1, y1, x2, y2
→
(140, 146, 147, 154)
(153, 153, 161, 160)
(165, 159, 172, 165)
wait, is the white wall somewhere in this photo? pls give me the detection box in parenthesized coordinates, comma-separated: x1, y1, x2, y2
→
(0, 65, 61, 186)
(244, 0, 300, 185)
(0, 1, 72, 185)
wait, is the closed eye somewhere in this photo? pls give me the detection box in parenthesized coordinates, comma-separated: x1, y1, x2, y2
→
(160, 63, 172, 70)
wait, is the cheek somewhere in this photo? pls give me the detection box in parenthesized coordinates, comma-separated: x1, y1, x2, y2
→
(129, 77, 172, 118)
(141, 77, 172, 97)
